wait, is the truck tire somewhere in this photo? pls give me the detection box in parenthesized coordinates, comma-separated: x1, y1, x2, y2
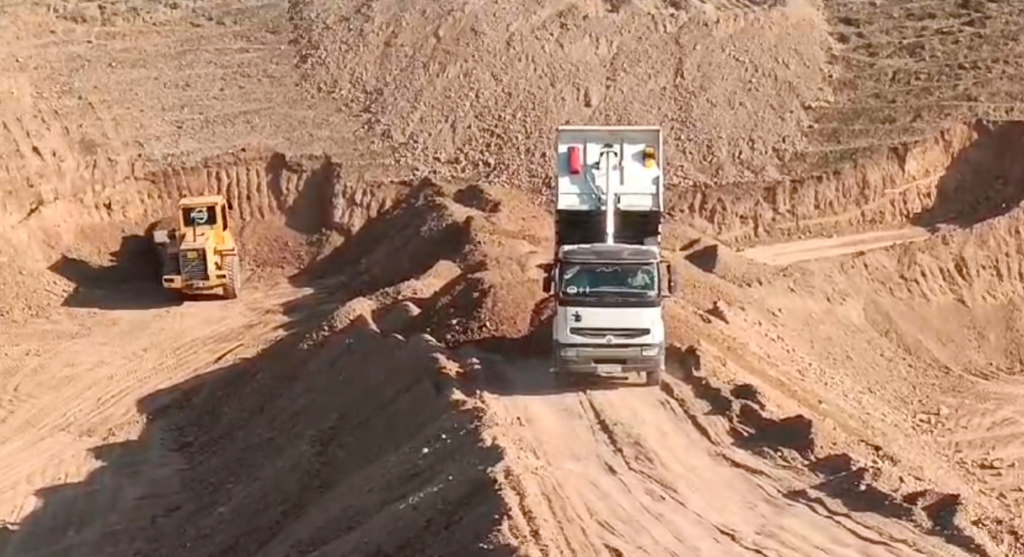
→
(223, 253, 241, 299)
(645, 369, 662, 386)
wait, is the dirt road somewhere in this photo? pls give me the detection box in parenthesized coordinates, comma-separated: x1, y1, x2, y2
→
(0, 278, 313, 538)
(2, 0, 1024, 553)
(480, 358, 973, 557)
(0, 271, 984, 557)
(739, 227, 933, 265)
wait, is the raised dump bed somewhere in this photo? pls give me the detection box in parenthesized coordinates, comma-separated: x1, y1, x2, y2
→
(554, 126, 664, 247)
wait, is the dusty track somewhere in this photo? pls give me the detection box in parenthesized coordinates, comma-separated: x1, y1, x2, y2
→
(0, 285, 984, 557)
(3, 0, 1024, 555)
(0, 278, 313, 535)
(740, 227, 932, 265)
(480, 357, 973, 557)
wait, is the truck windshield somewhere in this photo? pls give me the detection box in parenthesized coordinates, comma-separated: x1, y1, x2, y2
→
(560, 263, 657, 298)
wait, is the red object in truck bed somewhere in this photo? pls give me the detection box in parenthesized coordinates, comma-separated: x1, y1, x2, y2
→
(567, 145, 583, 175)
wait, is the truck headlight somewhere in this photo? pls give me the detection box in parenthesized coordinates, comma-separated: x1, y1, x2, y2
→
(559, 347, 578, 358)
(641, 346, 660, 357)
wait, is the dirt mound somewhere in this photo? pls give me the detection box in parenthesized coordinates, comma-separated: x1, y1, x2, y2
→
(2, 164, 1017, 556)
(130, 324, 507, 557)
(0, 177, 524, 556)
(6, 0, 1024, 554)
(4, 299, 513, 557)
(416, 231, 551, 348)
(659, 342, 992, 553)
(728, 213, 1024, 554)
(289, 0, 833, 185)
(847, 207, 1024, 304)
(683, 236, 779, 286)
(673, 119, 1024, 246)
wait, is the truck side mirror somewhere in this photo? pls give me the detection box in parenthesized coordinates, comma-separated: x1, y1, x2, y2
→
(538, 262, 554, 293)
(659, 260, 679, 297)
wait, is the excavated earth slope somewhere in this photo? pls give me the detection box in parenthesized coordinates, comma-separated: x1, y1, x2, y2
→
(2, 0, 1024, 556)
(0, 178, 1002, 557)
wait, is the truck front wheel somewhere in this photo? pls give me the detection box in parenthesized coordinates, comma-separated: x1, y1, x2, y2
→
(645, 369, 662, 386)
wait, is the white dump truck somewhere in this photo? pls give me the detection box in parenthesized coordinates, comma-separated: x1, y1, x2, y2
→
(540, 125, 679, 386)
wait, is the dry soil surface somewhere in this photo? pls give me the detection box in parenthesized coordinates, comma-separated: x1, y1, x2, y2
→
(2, 0, 1024, 556)
(739, 227, 932, 266)
(479, 355, 975, 557)
(2, 178, 1022, 557)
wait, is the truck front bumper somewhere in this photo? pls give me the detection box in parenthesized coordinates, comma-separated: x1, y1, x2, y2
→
(553, 344, 664, 375)
(161, 275, 224, 291)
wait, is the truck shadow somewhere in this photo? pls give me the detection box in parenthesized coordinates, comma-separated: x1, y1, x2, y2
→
(464, 351, 652, 396)
(47, 235, 184, 310)
(463, 299, 652, 396)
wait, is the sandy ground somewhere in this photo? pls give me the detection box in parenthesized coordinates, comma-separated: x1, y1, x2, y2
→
(2, 184, 1020, 556)
(740, 227, 932, 265)
(0, 278, 311, 532)
(480, 357, 973, 557)
(2, 0, 1024, 556)
(0, 261, 983, 557)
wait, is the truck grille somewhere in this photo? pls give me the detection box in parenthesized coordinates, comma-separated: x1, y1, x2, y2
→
(179, 250, 208, 281)
(569, 327, 651, 340)
(162, 251, 181, 275)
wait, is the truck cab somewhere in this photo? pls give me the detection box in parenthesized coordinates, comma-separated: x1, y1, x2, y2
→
(541, 126, 678, 386)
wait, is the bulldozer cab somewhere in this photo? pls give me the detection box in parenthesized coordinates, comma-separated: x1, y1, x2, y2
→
(177, 195, 231, 236)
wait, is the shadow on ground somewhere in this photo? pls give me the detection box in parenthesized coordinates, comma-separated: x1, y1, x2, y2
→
(0, 525, 13, 555)
(463, 351, 652, 397)
(265, 153, 340, 235)
(10, 181, 517, 557)
(47, 235, 184, 310)
(456, 297, 655, 396)
(912, 120, 1024, 229)
(661, 343, 989, 555)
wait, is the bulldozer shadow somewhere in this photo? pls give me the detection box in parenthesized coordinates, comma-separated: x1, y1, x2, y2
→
(48, 235, 185, 311)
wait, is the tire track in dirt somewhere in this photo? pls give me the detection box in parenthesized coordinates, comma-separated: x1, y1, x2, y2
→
(811, 0, 1024, 159)
(938, 376, 1024, 510)
(740, 226, 932, 265)
(478, 356, 973, 557)
(0, 277, 309, 525)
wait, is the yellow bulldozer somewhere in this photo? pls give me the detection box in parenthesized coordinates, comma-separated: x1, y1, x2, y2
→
(151, 194, 242, 299)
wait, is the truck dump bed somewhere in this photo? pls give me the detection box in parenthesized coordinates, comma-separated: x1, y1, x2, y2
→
(554, 126, 664, 247)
